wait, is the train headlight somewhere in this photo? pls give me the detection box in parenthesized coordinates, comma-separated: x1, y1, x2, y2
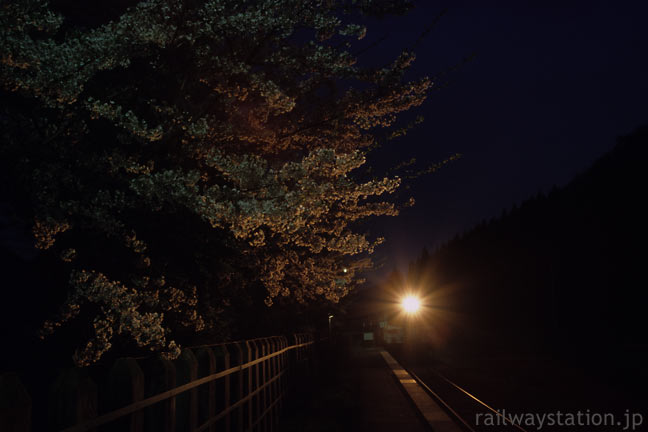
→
(401, 295, 421, 314)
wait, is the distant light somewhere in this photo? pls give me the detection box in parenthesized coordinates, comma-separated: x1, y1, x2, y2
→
(343, 268, 348, 273)
(401, 295, 421, 314)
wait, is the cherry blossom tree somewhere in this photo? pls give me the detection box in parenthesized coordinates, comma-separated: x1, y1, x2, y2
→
(1, 0, 430, 365)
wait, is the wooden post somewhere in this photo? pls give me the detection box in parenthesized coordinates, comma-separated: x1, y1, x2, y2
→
(174, 348, 198, 432)
(48, 368, 97, 430)
(142, 355, 175, 432)
(0, 372, 31, 432)
(107, 358, 144, 432)
(195, 347, 216, 432)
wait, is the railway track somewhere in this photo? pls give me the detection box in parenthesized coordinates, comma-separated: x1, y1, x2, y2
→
(390, 350, 531, 432)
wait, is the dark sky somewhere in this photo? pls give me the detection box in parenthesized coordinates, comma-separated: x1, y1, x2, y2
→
(1, 1, 647, 278)
(365, 0, 648, 275)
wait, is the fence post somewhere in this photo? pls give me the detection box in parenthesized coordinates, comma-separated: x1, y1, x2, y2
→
(273, 337, 282, 422)
(0, 372, 31, 432)
(142, 355, 175, 432)
(223, 345, 231, 432)
(293, 334, 300, 376)
(231, 342, 245, 432)
(174, 348, 198, 432)
(267, 338, 276, 431)
(245, 340, 256, 431)
(259, 338, 268, 432)
(48, 368, 97, 430)
(306, 334, 314, 375)
(212, 345, 230, 432)
(195, 347, 216, 432)
(107, 358, 144, 432)
(256, 339, 264, 429)
(280, 336, 288, 400)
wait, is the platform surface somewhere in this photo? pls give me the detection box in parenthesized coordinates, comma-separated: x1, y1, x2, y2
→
(348, 346, 431, 432)
(379, 350, 463, 432)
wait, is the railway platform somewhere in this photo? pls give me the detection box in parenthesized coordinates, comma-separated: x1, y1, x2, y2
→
(350, 346, 462, 432)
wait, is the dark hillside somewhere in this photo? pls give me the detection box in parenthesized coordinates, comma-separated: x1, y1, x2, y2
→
(411, 125, 648, 359)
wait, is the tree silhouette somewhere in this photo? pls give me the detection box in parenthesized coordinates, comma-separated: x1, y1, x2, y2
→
(0, 0, 431, 364)
(407, 125, 648, 355)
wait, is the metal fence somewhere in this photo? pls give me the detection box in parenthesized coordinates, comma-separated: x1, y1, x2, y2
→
(0, 334, 315, 432)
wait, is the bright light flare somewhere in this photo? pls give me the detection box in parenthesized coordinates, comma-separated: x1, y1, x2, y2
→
(401, 295, 421, 314)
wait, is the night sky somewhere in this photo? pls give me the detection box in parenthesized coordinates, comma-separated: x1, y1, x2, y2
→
(365, 0, 648, 275)
(1, 1, 647, 280)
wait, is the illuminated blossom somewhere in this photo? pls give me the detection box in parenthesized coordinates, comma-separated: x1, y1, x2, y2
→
(1, 0, 428, 365)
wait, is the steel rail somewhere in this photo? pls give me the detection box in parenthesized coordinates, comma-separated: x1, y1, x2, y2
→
(406, 368, 477, 432)
(429, 368, 530, 432)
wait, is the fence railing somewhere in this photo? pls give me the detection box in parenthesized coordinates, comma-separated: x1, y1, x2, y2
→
(0, 333, 315, 432)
